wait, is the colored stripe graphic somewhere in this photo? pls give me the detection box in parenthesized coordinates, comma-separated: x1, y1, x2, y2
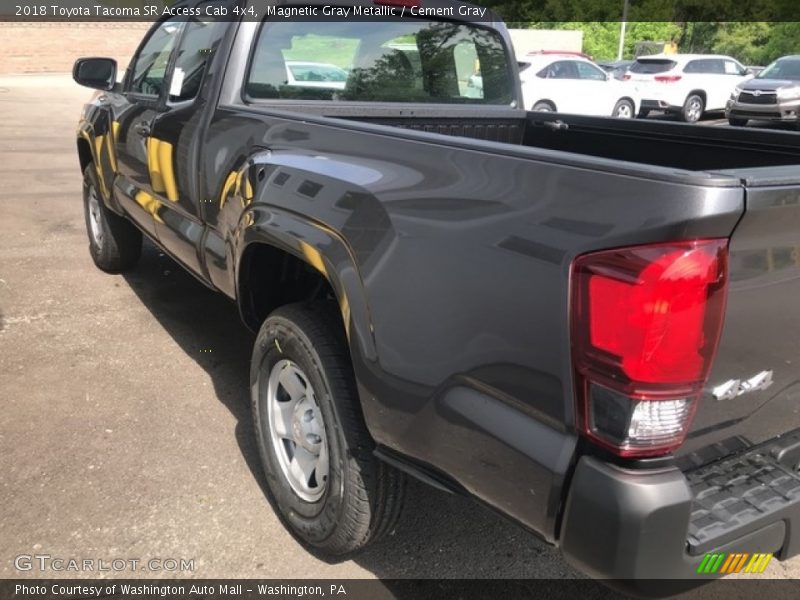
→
(697, 552, 773, 575)
(720, 553, 736, 573)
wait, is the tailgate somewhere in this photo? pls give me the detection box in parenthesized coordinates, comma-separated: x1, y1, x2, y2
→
(678, 181, 800, 463)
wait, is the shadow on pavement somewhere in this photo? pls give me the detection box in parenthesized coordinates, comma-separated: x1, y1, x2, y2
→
(121, 240, 586, 581)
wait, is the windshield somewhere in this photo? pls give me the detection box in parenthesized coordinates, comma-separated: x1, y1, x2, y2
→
(757, 59, 800, 81)
(629, 59, 677, 74)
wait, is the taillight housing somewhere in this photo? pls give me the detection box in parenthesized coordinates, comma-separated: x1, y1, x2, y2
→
(571, 240, 728, 457)
(655, 75, 682, 83)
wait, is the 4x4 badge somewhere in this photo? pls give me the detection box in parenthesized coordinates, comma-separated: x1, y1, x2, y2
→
(711, 370, 774, 402)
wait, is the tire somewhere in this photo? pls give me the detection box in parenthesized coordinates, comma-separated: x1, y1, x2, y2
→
(251, 302, 405, 556)
(612, 99, 635, 119)
(681, 94, 705, 123)
(638, 108, 651, 118)
(82, 165, 141, 272)
(532, 101, 555, 112)
(728, 118, 748, 127)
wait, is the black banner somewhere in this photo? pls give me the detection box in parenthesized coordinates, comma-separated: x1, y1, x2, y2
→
(3, 579, 800, 600)
(3, 0, 800, 23)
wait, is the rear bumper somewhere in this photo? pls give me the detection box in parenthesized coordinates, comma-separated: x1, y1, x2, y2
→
(560, 431, 800, 594)
(641, 99, 679, 112)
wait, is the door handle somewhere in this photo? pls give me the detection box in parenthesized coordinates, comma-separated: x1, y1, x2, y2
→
(134, 122, 151, 137)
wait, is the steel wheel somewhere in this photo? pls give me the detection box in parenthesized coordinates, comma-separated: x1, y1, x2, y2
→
(87, 183, 104, 247)
(683, 94, 704, 123)
(266, 359, 328, 502)
(613, 100, 634, 119)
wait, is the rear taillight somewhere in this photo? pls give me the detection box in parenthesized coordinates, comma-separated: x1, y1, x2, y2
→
(654, 75, 682, 83)
(623, 74, 631, 80)
(571, 240, 728, 457)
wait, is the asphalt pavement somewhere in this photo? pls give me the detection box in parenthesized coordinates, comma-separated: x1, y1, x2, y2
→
(0, 75, 797, 592)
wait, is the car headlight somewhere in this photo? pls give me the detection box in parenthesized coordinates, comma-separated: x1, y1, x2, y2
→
(730, 87, 742, 100)
(777, 88, 800, 101)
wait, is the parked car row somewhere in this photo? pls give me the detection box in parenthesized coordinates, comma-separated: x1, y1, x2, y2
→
(525, 51, 800, 130)
(517, 51, 756, 124)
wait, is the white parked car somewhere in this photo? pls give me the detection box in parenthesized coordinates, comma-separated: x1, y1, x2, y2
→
(626, 54, 752, 122)
(285, 61, 348, 90)
(519, 53, 641, 118)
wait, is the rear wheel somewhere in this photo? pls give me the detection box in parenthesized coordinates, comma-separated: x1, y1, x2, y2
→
(532, 101, 556, 112)
(681, 94, 705, 123)
(251, 302, 405, 556)
(728, 118, 748, 127)
(612, 99, 635, 119)
(82, 165, 141, 272)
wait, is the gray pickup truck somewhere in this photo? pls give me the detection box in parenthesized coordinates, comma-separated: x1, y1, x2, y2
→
(73, 0, 800, 591)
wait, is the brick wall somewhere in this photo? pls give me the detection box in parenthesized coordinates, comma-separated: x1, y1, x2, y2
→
(0, 22, 150, 74)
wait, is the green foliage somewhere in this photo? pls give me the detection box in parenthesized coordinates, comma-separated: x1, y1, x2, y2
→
(472, 0, 800, 65)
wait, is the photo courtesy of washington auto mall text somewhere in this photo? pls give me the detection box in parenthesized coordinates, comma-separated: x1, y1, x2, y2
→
(3, 0, 800, 599)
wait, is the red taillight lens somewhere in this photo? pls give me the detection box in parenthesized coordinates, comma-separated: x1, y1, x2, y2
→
(571, 240, 728, 457)
(623, 74, 631, 80)
(654, 75, 682, 83)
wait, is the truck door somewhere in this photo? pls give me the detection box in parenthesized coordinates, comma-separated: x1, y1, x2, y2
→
(148, 15, 228, 277)
(113, 17, 184, 240)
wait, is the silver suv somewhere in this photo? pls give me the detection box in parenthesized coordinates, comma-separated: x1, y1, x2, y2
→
(727, 55, 800, 128)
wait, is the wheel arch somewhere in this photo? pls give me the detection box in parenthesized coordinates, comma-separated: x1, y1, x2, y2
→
(235, 214, 378, 366)
(687, 89, 707, 103)
(532, 99, 557, 111)
(77, 136, 94, 172)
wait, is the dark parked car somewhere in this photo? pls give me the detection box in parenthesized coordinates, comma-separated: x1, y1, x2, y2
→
(598, 59, 633, 80)
(73, 0, 800, 593)
(727, 55, 800, 127)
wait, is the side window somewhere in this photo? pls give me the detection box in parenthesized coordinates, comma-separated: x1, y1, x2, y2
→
(708, 60, 726, 74)
(169, 19, 227, 103)
(248, 30, 359, 100)
(683, 60, 702, 73)
(576, 61, 606, 81)
(724, 59, 744, 75)
(685, 59, 724, 75)
(129, 19, 182, 97)
(543, 61, 579, 79)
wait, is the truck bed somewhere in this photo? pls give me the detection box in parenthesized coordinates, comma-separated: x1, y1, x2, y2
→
(344, 111, 800, 172)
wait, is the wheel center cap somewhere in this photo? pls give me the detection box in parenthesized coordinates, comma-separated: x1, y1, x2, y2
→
(291, 398, 321, 453)
(291, 402, 307, 442)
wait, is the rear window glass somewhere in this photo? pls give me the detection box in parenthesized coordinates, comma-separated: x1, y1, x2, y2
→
(246, 20, 514, 105)
(629, 59, 677, 74)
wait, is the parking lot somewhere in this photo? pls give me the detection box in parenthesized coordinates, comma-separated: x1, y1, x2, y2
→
(0, 75, 798, 590)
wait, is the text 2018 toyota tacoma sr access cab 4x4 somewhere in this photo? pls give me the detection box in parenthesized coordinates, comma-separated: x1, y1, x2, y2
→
(74, 0, 800, 591)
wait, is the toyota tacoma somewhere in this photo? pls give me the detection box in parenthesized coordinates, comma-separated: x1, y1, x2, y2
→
(73, 0, 800, 592)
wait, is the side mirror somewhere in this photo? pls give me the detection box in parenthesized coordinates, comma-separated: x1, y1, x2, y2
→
(73, 57, 117, 91)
